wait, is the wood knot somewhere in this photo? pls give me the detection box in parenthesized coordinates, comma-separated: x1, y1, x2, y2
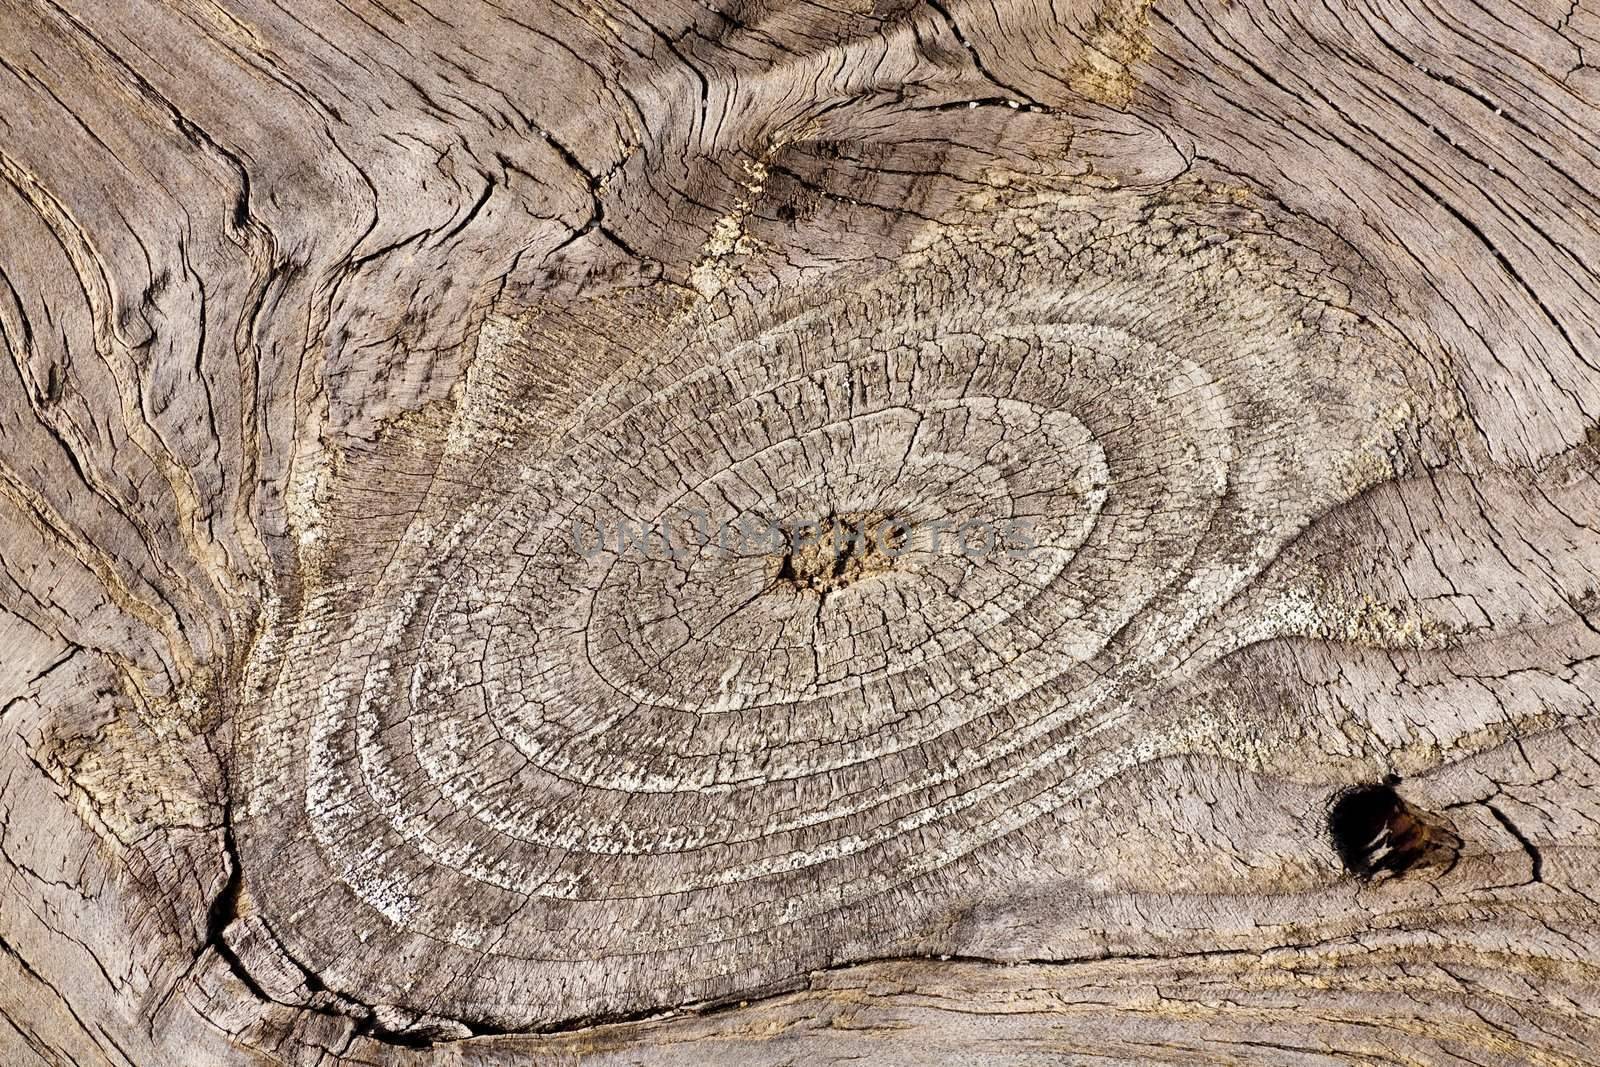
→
(1328, 778, 1461, 881)
(773, 512, 907, 596)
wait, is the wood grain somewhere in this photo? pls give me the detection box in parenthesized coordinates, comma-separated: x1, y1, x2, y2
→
(2, 0, 1599, 1063)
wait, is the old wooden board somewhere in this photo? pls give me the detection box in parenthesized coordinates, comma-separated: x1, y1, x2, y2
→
(3, 0, 1600, 1063)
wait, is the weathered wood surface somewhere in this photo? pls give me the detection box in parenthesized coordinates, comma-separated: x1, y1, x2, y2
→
(4, 0, 1600, 1063)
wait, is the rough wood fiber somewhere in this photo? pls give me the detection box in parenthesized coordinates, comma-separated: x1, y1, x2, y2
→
(2, 0, 1599, 1063)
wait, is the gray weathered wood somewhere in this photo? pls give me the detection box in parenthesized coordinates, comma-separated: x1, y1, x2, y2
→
(3, 0, 1600, 1062)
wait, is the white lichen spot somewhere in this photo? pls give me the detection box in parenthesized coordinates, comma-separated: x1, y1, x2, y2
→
(690, 156, 773, 297)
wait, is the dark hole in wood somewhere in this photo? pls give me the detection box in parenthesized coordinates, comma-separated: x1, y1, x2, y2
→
(1328, 780, 1460, 880)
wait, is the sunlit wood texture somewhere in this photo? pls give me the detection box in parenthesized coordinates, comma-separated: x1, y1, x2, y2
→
(4, 0, 1600, 1063)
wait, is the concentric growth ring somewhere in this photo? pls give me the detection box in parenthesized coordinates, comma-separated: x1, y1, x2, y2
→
(243, 190, 1415, 1024)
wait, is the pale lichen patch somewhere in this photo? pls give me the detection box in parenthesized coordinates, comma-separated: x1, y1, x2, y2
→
(690, 156, 774, 297)
(1066, 0, 1157, 108)
(1268, 583, 1462, 651)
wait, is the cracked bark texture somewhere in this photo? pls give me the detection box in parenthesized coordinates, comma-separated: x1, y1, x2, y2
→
(3, 0, 1600, 1063)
